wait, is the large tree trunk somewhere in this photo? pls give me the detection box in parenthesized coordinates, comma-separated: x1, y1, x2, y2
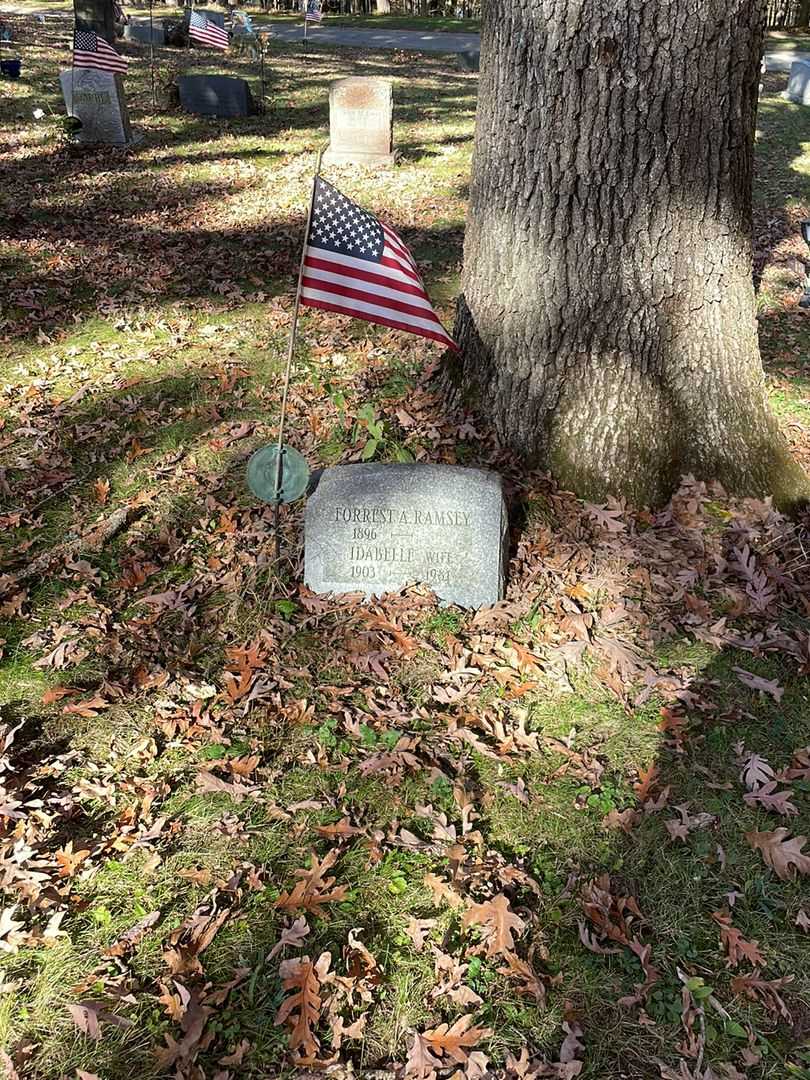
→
(453, 0, 809, 508)
(73, 0, 116, 42)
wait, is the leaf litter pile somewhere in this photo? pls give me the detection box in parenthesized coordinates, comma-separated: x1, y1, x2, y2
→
(2, 27, 810, 1080)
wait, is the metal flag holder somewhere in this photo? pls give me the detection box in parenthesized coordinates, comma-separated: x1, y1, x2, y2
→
(258, 31, 267, 115)
(246, 144, 327, 559)
(148, 0, 156, 109)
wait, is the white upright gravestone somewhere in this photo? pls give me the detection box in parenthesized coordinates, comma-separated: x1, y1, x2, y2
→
(324, 76, 397, 167)
(786, 59, 810, 106)
(59, 67, 132, 146)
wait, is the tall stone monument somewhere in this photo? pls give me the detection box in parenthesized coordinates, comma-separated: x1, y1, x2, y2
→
(323, 76, 397, 167)
(304, 464, 508, 609)
(59, 67, 133, 146)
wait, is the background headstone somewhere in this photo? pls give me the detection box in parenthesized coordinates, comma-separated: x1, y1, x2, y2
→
(304, 464, 508, 609)
(785, 58, 810, 105)
(457, 50, 480, 72)
(123, 19, 166, 44)
(324, 76, 396, 167)
(59, 67, 132, 145)
(197, 8, 226, 27)
(178, 74, 254, 117)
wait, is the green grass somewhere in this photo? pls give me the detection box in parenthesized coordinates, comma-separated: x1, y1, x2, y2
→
(1, 28, 810, 1080)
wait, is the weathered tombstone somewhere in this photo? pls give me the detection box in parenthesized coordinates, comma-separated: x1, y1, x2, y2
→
(785, 59, 810, 105)
(123, 19, 166, 44)
(178, 74, 254, 117)
(304, 464, 508, 609)
(323, 76, 397, 167)
(457, 50, 480, 72)
(59, 67, 132, 145)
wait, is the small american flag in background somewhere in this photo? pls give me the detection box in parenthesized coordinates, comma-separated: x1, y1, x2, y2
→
(304, 0, 323, 21)
(188, 11, 229, 50)
(300, 178, 457, 350)
(72, 29, 128, 75)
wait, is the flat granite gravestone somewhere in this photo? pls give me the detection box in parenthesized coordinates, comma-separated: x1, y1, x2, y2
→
(59, 67, 132, 146)
(304, 464, 508, 609)
(124, 19, 166, 45)
(785, 59, 810, 105)
(178, 74, 254, 117)
(323, 76, 397, 167)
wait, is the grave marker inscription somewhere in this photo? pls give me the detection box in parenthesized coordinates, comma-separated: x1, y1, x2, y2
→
(304, 464, 508, 609)
(59, 66, 132, 145)
(324, 76, 396, 166)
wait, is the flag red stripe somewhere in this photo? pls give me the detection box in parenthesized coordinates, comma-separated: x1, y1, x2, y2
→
(304, 252, 431, 301)
(380, 252, 421, 284)
(381, 226, 419, 272)
(73, 53, 127, 72)
(301, 295, 456, 348)
(189, 24, 229, 47)
(381, 223, 416, 263)
(302, 273, 444, 324)
(300, 282, 455, 345)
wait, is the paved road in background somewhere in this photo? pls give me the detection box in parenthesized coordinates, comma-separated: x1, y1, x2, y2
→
(0, 8, 806, 70)
(265, 20, 479, 54)
(765, 49, 810, 71)
(266, 25, 810, 69)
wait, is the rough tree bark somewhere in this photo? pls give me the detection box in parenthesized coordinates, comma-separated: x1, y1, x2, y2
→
(453, 0, 809, 507)
(73, 0, 116, 43)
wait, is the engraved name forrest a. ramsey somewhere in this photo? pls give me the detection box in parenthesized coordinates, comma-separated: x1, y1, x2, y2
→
(332, 506, 472, 527)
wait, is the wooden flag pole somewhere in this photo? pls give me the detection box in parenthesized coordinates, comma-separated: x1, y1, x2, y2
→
(271, 142, 326, 559)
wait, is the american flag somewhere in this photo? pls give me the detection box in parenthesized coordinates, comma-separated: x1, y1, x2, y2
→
(304, 0, 322, 21)
(72, 29, 128, 75)
(188, 10, 229, 50)
(300, 178, 457, 350)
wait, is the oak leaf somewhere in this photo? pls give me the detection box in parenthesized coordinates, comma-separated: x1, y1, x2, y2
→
(269, 916, 311, 959)
(0, 905, 25, 953)
(731, 972, 793, 1021)
(275, 851, 348, 915)
(462, 893, 525, 957)
(633, 764, 660, 802)
(498, 951, 548, 1004)
(405, 916, 437, 950)
(747, 828, 810, 880)
(421, 1014, 493, 1064)
(711, 911, 765, 968)
(733, 668, 783, 702)
(274, 954, 325, 1060)
(603, 808, 641, 833)
(55, 841, 91, 878)
(740, 751, 774, 791)
(743, 781, 797, 816)
(405, 1033, 443, 1079)
(423, 872, 464, 910)
(315, 816, 364, 839)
